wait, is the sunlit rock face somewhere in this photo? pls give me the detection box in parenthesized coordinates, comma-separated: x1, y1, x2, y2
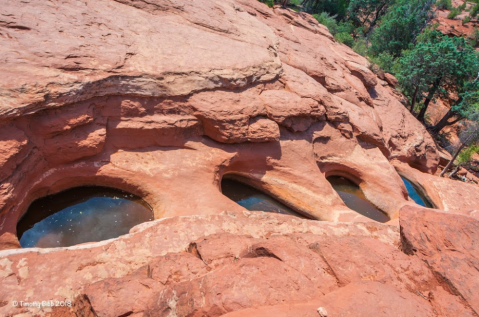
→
(0, 0, 479, 315)
(0, 0, 445, 245)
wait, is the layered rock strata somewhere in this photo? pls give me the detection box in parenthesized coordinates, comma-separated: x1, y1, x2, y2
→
(1, 0, 479, 315)
(0, 0, 451, 248)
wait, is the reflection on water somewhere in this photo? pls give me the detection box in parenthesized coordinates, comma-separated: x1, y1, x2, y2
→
(17, 187, 153, 248)
(221, 179, 305, 218)
(327, 176, 390, 223)
(401, 177, 432, 208)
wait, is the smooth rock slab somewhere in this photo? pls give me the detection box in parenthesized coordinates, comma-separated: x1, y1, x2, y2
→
(401, 206, 479, 315)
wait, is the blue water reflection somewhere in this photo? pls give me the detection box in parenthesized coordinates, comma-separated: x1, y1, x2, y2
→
(18, 187, 153, 248)
(401, 177, 431, 208)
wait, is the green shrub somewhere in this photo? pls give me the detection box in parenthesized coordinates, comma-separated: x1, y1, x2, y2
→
(463, 15, 472, 24)
(369, 52, 396, 73)
(352, 38, 368, 56)
(467, 27, 479, 47)
(368, 0, 435, 58)
(259, 0, 275, 7)
(471, 4, 479, 17)
(334, 32, 354, 47)
(337, 20, 355, 35)
(313, 12, 339, 35)
(436, 0, 452, 10)
(456, 145, 479, 165)
(448, 7, 461, 19)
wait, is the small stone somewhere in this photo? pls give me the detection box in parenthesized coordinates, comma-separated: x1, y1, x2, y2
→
(317, 307, 328, 317)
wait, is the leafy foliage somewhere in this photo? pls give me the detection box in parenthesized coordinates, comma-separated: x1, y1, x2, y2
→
(395, 30, 479, 122)
(369, 52, 396, 73)
(467, 28, 479, 47)
(346, 0, 393, 33)
(447, 7, 461, 19)
(352, 38, 368, 55)
(436, 0, 452, 10)
(369, 0, 435, 57)
(258, 0, 275, 7)
(457, 145, 479, 166)
(335, 32, 355, 46)
(471, 4, 479, 17)
(313, 12, 340, 34)
(301, 0, 351, 19)
(313, 12, 356, 46)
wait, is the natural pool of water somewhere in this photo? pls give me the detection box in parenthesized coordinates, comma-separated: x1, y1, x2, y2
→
(327, 176, 390, 223)
(221, 179, 305, 218)
(17, 187, 153, 248)
(401, 177, 432, 208)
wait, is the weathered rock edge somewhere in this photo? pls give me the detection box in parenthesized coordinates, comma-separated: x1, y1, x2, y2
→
(0, 209, 477, 317)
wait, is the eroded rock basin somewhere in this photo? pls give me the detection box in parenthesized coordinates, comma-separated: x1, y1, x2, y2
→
(221, 178, 306, 218)
(401, 177, 432, 208)
(327, 176, 390, 223)
(17, 187, 153, 248)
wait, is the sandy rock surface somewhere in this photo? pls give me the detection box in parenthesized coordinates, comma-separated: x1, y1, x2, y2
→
(0, 210, 477, 316)
(1, 0, 479, 315)
(0, 0, 447, 244)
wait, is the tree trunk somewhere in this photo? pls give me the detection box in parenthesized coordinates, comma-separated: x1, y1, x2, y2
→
(368, 2, 388, 32)
(449, 165, 461, 178)
(431, 95, 464, 134)
(417, 76, 442, 123)
(410, 85, 419, 113)
(440, 142, 466, 177)
(431, 109, 454, 134)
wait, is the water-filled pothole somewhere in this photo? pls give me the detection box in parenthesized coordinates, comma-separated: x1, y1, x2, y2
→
(401, 177, 432, 208)
(327, 176, 390, 223)
(221, 178, 305, 218)
(17, 187, 153, 248)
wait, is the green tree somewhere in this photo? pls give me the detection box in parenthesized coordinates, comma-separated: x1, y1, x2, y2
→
(395, 31, 479, 123)
(313, 12, 339, 34)
(369, 0, 435, 57)
(431, 79, 479, 133)
(436, 0, 452, 10)
(301, 0, 351, 19)
(440, 122, 479, 177)
(347, 0, 393, 33)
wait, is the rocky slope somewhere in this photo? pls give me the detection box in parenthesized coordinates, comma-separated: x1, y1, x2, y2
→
(1, 0, 479, 315)
(1, 209, 478, 316)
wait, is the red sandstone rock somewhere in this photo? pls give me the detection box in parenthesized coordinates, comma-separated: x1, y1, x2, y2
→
(0, 211, 473, 316)
(345, 61, 378, 88)
(42, 124, 106, 165)
(260, 90, 325, 132)
(394, 161, 479, 215)
(0, 125, 29, 182)
(384, 73, 399, 87)
(247, 116, 280, 142)
(0, 0, 448, 244)
(0, 232, 21, 250)
(0, 1, 478, 315)
(225, 281, 438, 317)
(400, 206, 479, 315)
(0, 212, 402, 316)
(309, 281, 436, 317)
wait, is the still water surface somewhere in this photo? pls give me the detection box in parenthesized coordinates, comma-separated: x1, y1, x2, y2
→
(401, 177, 432, 208)
(328, 176, 390, 222)
(221, 179, 305, 218)
(17, 187, 153, 248)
